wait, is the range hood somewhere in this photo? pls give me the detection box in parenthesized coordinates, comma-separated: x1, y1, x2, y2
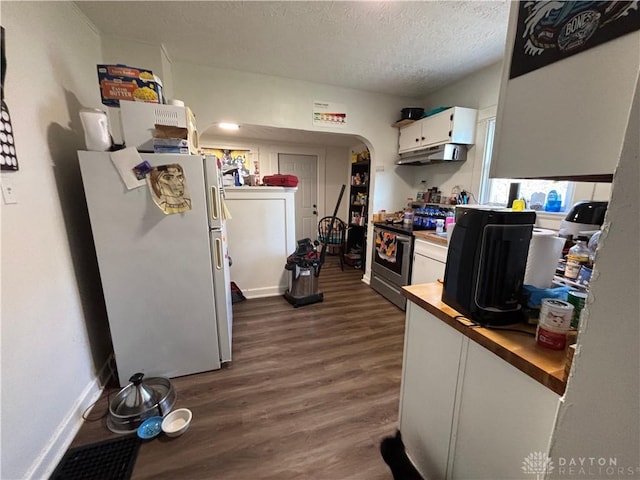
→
(395, 143, 467, 165)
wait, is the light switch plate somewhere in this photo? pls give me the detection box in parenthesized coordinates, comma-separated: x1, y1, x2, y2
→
(2, 181, 18, 204)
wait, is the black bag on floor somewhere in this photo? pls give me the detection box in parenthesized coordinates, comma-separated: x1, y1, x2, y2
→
(230, 282, 246, 303)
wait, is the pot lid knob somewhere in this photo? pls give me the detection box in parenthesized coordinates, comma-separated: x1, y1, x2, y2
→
(129, 372, 145, 385)
(122, 372, 157, 410)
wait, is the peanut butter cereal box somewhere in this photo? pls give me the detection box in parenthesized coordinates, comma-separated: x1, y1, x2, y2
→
(97, 64, 163, 107)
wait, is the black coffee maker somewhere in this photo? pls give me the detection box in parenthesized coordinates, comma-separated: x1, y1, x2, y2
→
(442, 206, 536, 326)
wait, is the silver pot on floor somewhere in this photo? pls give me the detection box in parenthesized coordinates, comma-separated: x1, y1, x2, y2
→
(107, 372, 177, 434)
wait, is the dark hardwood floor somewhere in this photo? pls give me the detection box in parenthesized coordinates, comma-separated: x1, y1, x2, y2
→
(71, 256, 406, 479)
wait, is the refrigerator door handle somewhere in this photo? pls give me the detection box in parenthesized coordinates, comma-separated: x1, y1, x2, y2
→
(210, 186, 220, 221)
(214, 237, 223, 270)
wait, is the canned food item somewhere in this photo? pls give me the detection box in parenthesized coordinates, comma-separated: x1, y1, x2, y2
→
(539, 298, 574, 330)
(537, 323, 568, 350)
(577, 266, 593, 286)
(567, 290, 587, 328)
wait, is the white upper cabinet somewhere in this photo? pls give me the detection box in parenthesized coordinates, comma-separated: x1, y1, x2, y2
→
(398, 107, 478, 154)
(398, 121, 424, 153)
(491, 3, 640, 181)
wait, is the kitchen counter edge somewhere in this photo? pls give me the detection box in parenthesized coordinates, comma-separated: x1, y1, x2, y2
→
(402, 282, 568, 395)
(413, 230, 448, 246)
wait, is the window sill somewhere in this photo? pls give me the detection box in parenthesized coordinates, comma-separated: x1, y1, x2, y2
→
(535, 211, 565, 231)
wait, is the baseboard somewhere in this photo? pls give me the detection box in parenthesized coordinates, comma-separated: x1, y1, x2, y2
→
(26, 355, 114, 480)
(244, 285, 286, 299)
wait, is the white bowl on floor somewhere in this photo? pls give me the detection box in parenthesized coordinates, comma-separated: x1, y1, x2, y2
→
(161, 408, 192, 437)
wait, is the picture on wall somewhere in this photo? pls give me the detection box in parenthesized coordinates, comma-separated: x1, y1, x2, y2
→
(509, 1, 640, 80)
(1, 26, 19, 171)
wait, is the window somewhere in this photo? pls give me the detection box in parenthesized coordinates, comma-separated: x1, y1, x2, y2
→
(479, 118, 574, 213)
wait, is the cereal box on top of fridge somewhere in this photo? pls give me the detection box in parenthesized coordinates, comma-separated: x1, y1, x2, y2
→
(97, 64, 163, 107)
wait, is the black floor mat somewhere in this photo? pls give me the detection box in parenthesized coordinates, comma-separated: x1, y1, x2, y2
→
(50, 435, 141, 480)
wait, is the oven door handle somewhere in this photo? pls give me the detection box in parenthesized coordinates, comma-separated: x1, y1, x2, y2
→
(395, 235, 412, 245)
(374, 228, 412, 245)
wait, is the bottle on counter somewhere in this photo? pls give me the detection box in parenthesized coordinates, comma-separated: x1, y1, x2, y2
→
(445, 210, 455, 229)
(426, 207, 435, 229)
(403, 206, 414, 227)
(564, 236, 590, 281)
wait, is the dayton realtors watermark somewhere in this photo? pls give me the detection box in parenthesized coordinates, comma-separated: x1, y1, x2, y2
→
(557, 457, 640, 477)
(523, 452, 640, 478)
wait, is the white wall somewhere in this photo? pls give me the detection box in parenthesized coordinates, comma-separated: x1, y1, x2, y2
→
(547, 75, 640, 477)
(99, 36, 175, 144)
(171, 61, 415, 215)
(1, 3, 112, 479)
(424, 62, 503, 114)
(405, 62, 503, 202)
(100, 35, 174, 98)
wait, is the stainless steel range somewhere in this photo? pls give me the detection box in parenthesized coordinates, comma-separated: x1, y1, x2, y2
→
(370, 222, 415, 310)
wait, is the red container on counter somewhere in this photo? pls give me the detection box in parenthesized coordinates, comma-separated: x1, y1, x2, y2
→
(263, 174, 299, 187)
(536, 323, 568, 350)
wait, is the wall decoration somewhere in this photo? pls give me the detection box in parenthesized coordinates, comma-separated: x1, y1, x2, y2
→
(147, 163, 192, 214)
(313, 101, 347, 127)
(510, 1, 640, 79)
(202, 148, 251, 186)
(1, 26, 19, 171)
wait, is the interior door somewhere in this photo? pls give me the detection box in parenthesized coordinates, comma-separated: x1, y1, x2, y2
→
(278, 153, 318, 240)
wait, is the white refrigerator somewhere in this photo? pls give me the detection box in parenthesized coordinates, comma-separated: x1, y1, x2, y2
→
(78, 151, 233, 386)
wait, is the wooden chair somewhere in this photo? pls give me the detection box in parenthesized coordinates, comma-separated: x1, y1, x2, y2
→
(317, 216, 348, 270)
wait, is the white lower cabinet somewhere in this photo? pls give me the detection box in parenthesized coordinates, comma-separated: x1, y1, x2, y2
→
(451, 341, 560, 480)
(400, 302, 561, 480)
(399, 302, 464, 480)
(411, 238, 447, 285)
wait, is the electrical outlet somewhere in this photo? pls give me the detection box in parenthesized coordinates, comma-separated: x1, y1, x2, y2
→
(2, 181, 18, 204)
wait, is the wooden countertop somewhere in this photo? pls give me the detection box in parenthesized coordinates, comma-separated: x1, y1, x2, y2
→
(413, 230, 448, 246)
(402, 282, 571, 395)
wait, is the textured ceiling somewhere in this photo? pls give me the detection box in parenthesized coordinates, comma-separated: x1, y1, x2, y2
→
(75, 1, 510, 98)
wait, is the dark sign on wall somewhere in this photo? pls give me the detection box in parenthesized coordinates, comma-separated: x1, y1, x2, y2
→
(1, 25, 19, 171)
(510, 1, 640, 80)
